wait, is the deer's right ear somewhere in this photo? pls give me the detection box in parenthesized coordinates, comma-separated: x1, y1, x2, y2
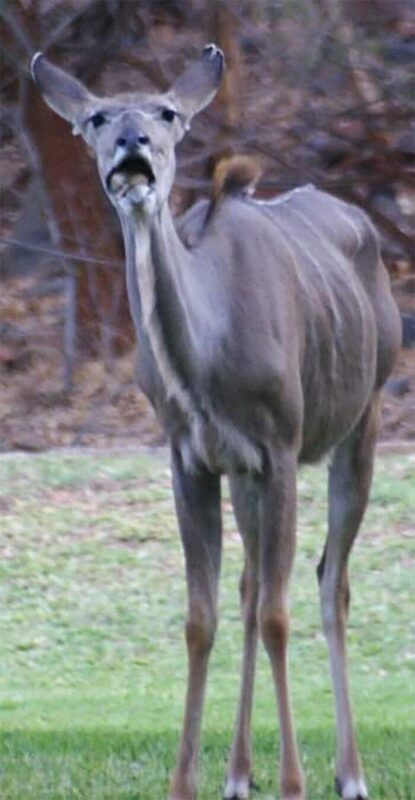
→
(31, 53, 94, 130)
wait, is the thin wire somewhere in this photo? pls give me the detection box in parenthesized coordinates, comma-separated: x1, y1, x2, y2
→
(0, 236, 123, 268)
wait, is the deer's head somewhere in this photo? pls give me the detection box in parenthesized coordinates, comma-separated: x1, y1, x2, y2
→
(31, 45, 224, 216)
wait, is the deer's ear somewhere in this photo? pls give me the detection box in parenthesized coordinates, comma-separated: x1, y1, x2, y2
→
(31, 53, 95, 129)
(169, 44, 224, 126)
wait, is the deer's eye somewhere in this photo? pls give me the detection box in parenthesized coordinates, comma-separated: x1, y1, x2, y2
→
(89, 112, 107, 129)
(161, 107, 176, 123)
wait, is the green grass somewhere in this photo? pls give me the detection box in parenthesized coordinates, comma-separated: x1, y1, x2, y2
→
(0, 450, 414, 799)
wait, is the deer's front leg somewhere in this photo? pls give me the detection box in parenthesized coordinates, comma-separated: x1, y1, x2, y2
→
(258, 447, 306, 800)
(169, 447, 222, 800)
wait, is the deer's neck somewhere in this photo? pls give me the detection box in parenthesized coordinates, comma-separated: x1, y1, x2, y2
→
(123, 203, 263, 474)
(128, 203, 208, 414)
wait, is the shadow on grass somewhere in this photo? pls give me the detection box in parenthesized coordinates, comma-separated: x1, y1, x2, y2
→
(0, 726, 414, 799)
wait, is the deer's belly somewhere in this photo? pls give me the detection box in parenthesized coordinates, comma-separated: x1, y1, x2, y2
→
(300, 344, 377, 463)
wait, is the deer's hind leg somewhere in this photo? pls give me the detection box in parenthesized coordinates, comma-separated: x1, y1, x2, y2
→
(318, 394, 380, 800)
(224, 474, 260, 800)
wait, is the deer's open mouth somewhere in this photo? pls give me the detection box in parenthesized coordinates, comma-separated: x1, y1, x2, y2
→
(106, 155, 155, 199)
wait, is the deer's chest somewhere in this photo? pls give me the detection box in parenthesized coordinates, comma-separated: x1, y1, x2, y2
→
(172, 405, 263, 475)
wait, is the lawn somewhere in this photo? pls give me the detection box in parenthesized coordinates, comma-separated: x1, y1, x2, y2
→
(0, 449, 414, 799)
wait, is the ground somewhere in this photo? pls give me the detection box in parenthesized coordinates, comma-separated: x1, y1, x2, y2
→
(0, 450, 414, 799)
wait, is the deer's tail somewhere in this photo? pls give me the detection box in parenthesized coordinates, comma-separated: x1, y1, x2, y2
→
(212, 154, 261, 201)
(207, 154, 262, 222)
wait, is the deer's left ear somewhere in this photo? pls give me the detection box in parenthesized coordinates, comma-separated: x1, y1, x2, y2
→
(31, 53, 96, 130)
(169, 44, 224, 128)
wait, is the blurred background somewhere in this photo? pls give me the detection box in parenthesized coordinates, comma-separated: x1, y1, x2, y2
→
(1, 0, 414, 452)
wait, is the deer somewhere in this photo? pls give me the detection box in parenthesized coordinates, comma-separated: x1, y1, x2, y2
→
(31, 45, 401, 800)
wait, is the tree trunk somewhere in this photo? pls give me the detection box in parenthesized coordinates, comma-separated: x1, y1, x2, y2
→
(22, 81, 131, 359)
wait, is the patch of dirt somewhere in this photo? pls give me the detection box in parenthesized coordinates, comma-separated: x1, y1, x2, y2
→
(380, 348, 415, 443)
(0, 274, 414, 453)
(0, 275, 163, 452)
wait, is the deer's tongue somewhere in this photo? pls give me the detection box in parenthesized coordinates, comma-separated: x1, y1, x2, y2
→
(110, 171, 149, 197)
(107, 155, 155, 197)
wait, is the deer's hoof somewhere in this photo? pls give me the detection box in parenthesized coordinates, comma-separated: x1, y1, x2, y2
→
(224, 773, 260, 799)
(224, 774, 254, 799)
(281, 794, 306, 800)
(335, 776, 369, 800)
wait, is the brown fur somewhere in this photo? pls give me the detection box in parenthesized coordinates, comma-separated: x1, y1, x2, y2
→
(207, 155, 262, 222)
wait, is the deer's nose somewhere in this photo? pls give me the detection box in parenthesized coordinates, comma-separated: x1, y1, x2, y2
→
(116, 131, 150, 150)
